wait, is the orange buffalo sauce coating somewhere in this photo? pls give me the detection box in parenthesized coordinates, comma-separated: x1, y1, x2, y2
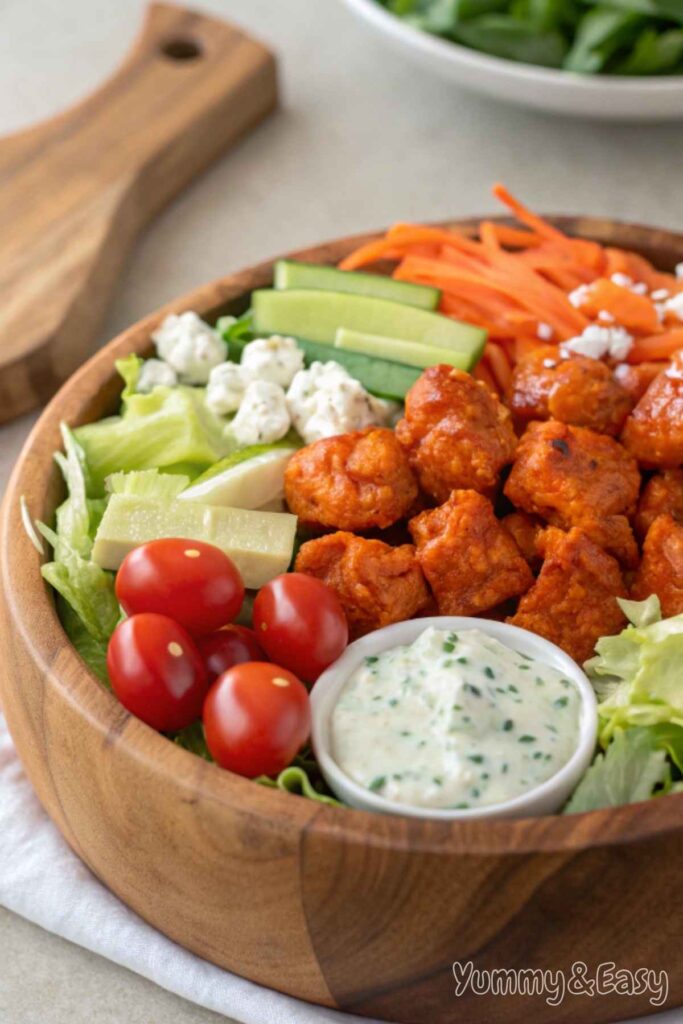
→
(395, 365, 517, 503)
(508, 528, 627, 665)
(631, 514, 683, 618)
(409, 490, 533, 617)
(284, 427, 417, 532)
(295, 532, 430, 640)
(621, 354, 683, 469)
(504, 420, 640, 567)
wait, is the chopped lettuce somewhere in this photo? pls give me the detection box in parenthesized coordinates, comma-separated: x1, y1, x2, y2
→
(172, 726, 340, 805)
(74, 358, 236, 495)
(57, 597, 110, 685)
(37, 429, 120, 649)
(106, 469, 190, 501)
(564, 727, 671, 814)
(566, 596, 683, 813)
(585, 596, 683, 745)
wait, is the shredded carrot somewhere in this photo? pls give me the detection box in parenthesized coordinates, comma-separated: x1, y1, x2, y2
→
(628, 330, 683, 363)
(338, 185, 679, 381)
(483, 342, 513, 394)
(473, 359, 499, 395)
(578, 279, 663, 335)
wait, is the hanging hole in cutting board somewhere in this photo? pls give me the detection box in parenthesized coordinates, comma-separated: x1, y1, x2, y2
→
(160, 37, 203, 62)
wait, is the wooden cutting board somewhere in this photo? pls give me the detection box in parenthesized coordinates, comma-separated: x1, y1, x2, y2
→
(0, 2, 278, 424)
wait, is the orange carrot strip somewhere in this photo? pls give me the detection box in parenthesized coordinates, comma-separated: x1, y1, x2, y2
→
(338, 239, 405, 270)
(473, 360, 500, 395)
(484, 342, 513, 393)
(579, 279, 662, 335)
(492, 183, 566, 241)
(489, 225, 542, 249)
(604, 248, 676, 292)
(627, 330, 683, 363)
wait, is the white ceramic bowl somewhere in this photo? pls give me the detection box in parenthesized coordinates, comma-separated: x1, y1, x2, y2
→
(311, 616, 598, 820)
(340, 0, 683, 122)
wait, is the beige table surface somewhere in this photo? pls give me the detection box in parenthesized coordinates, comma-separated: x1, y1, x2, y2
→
(1, 0, 681, 1020)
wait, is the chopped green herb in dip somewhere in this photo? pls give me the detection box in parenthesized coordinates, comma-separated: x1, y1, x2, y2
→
(331, 627, 580, 811)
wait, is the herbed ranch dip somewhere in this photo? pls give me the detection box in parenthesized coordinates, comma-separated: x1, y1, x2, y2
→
(331, 627, 580, 810)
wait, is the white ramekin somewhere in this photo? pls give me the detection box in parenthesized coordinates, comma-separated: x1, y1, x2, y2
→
(311, 616, 597, 820)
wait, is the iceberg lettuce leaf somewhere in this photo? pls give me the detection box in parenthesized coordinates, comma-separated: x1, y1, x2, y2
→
(564, 727, 670, 814)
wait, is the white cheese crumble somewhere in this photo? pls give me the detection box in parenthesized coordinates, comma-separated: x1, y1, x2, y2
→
(597, 309, 615, 324)
(152, 312, 226, 385)
(610, 272, 647, 296)
(286, 360, 393, 445)
(663, 292, 683, 322)
(136, 358, 178, 393)
(651, 289, 670, 302)
(676, 264, 683, 280)
(240, 335, 305, 388)
(561, 324, 634, 362)
(536, 321, 554, 341)
(206, 361, 250, 415)
(568, 283, 592, 309)
(231, 380, 291, 446)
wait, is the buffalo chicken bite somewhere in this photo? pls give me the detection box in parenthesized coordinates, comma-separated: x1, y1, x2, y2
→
(621, 353, 683, 468)
(395, 365, 517, 503)
(408, 490, 533, 616)
(631, 514, 683, 618)
(504, 420, 640, 567)
(284, 427, 417, 531)
(295, 532, 430, 639)
(500, 512, 546, 569)
(635, 469, 683, 541)
(508, 527, 627, 664)
(507, 347, 633, 436)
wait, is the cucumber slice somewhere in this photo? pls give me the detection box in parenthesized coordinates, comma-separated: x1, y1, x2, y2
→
(224, 332, 420, 401)
(335, 328, 469, 371)
(92, 495, 297, 589)
(179, 444, 298, 510)
(274, 260, 439, 310)
(252, 290, 486, 367)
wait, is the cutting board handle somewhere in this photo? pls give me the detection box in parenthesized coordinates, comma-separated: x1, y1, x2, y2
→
(0, 3, 278, 423)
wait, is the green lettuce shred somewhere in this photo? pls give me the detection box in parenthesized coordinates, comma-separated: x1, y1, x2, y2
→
(36, 427, 120, 664)
(172, 725, 340, 806)
(564, 727, 671, 814)
(74, 358, 236, 495)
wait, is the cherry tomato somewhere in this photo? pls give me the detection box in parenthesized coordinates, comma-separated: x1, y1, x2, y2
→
(197, 625, 266, 683)
(107, 613, 209, 732)
(203, 662, 310, 778)
(115, 538, 244, 636)
(253, 573, 348, 682)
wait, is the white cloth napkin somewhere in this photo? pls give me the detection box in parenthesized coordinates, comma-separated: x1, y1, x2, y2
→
(0, 711, 677, 1024)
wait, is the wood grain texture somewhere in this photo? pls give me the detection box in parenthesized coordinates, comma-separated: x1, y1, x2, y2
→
(0, 2, 277, 424)
(2, 218, 683, 1023)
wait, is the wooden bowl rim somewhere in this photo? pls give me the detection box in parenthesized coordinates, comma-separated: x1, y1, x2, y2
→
(5, 214, 683, 858)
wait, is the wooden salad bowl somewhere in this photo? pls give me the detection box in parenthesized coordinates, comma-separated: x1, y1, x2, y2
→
(2, 218, 683, 1024)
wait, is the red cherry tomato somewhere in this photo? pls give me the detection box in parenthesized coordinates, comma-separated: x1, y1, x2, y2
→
(115, 538, 244, 636)
(253, 573, 348, 682)
(197, 625, 266, 683)
(203, 662, 310, 778)
(107, 613, 209, 732)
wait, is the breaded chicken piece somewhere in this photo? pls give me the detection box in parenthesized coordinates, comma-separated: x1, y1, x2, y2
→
(508, 347, 633, 436)
(284, 427, 417, 531)
(395, 365, 517, 502)
(631, 514, 683, 618)
(504, 420, 640, 566)
(500, 512, 545, 569)
(613, 362, 665, 405)
(635, 469, 683, 541)
(621, 353, 683, 468)
(295, 531, 430, 639)
(409, 490, 533, 616)
(508, 527, 627, 664)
